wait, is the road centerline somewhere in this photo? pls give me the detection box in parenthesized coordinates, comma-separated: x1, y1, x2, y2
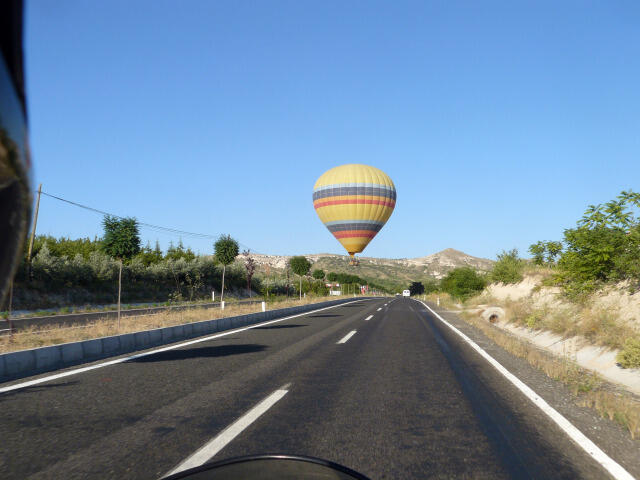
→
(163, 384, 290, 478)
(0, 300, 366, 394)
(337, 330, 357, 344)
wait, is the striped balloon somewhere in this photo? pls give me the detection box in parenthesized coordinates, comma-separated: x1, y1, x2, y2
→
(313, 164, 396, 259)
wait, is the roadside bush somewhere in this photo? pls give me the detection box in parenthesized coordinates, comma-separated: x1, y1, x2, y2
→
(440, 267, 486, 300)
(616, 338, 640, 369)
(310, 280, 329, 296)
(14, 248, 255, 309)
(490, 249, 525, 284)
(539, 191, 640, 296)
(408, 281, 425, 295)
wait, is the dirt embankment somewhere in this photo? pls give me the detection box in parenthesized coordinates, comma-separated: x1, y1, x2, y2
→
(473, 275, 640, 395)
(487, 276, 640, 331)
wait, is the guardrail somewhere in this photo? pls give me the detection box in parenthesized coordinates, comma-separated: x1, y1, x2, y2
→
(1, 299, 263, 333)
(0, 298, 364, 383)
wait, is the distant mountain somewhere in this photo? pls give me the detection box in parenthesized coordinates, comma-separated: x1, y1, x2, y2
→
(400, 248, 494, 278)
(249, 249, 493, 281)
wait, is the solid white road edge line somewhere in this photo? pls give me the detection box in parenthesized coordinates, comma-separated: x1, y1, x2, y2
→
(418, 300, 635, 480)
(0, 300, 366, 394)
(163, 385, 290, 478)
(364, 315, 373, 321)
(337, 330, 357, 344)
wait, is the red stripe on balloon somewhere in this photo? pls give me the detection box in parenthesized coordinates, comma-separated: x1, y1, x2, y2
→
(333, 230, 377, 239)
(314, 199, 395, 208)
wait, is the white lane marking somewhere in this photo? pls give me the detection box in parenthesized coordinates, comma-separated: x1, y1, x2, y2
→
(0, 300, 364, 394)
(418, 300, 635, 480)
(377, 307, 382, 311)
(164, 385, 290, 477)
(364, 315, 373, 321)
(337, 330, 357, 344)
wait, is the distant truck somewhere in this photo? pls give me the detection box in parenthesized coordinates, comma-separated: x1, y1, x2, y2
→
(402, 290, 410, 297)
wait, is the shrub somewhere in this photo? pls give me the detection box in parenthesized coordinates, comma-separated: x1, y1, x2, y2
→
(310, 280, 329, 296)
(616, 338, 640, 369)
(555, 191, 640, 292)
(409, 281, 425, 295)
(440, 267, 486, 300)
(490, 249, 525, 284)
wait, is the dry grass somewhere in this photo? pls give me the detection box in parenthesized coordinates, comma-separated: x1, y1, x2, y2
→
(425, 292, 460, 310)
(496, 296, 639, 352)
(0, 295, 352, 354)
(460, 311, 640, 439)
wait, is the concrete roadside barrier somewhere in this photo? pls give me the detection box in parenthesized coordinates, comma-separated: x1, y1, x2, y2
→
(0, 298, 365, 382)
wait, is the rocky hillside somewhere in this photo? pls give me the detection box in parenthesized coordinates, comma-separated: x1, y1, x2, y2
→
(249, 248, 493, 282)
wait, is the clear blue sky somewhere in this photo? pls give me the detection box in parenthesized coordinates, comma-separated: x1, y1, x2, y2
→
(24, 1, 640, 260)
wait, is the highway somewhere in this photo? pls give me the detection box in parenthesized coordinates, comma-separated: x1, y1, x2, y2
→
(0, 298, 637, 479)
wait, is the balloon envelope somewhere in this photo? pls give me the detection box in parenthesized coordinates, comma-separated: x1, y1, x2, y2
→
(313, 164, 396, 257)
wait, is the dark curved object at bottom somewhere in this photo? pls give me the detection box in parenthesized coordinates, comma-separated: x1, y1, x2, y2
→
(164, 454, 371, 480)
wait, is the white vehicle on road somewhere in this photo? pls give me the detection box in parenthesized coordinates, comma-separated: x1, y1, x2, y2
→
(402, 290, 410, 297)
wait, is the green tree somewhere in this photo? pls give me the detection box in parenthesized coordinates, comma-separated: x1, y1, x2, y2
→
(166, 239, 196, 262)
(214, 234, 239, 302)
(153, 240, 163, 261)
(529, 241, 563, 266)
(289, 256, 311, 300)
(243, 250, 257, 296)
(545, 241, 563, 264)
(310, 280, 329, 296)
(556, 190, 640, 293)
(409, 281, 425, 295)
(441, 267, 486, 300)
(327, 272, 338, 282)
(312, 269, 325, 280)
(423, 279, 439, 294)
(101, 216, 141, 261)
(528, 241, 546, 266)
(490, 249, 525, 284)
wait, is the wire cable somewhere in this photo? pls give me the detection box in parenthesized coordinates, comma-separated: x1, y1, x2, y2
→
(39, 190, 260, 253)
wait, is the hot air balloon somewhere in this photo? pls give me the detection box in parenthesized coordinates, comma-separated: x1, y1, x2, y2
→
(313, 164, 396, 265)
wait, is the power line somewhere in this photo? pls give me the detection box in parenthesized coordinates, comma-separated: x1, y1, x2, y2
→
(39, 190, 260, 253)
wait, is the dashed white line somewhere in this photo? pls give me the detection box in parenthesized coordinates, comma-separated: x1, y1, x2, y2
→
(164, 385, 290, 477)
(377, 307, 382, 311)
(364, 315, 373, 321)
(337, 330, 357, 344)
(0, 300, 364, 394)
(418, 300, 635, 480)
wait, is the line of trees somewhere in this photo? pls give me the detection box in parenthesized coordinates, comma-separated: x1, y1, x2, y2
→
(9, 216, 256, 310)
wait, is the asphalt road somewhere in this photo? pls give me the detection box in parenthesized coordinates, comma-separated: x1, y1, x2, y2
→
(0, 298, 634, 479)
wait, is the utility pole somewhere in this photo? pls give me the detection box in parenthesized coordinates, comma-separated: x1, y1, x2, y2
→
(117, 259, 122, 329)
(26, 183, 42, 277)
